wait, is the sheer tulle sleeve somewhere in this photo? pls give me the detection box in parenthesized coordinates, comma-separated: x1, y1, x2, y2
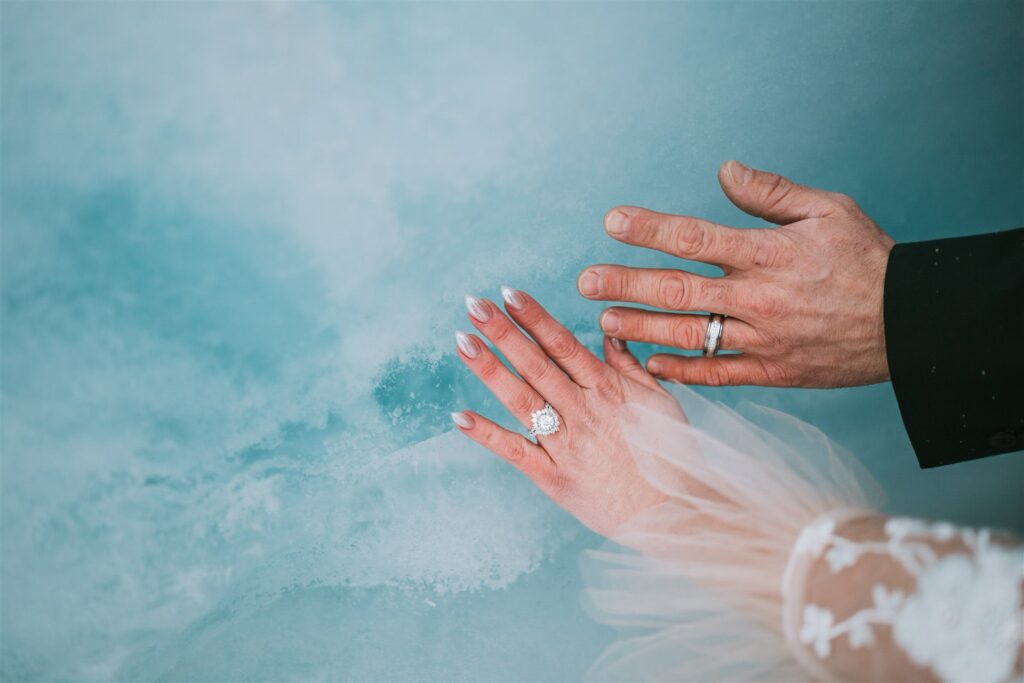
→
(579, 385, 1023, 682)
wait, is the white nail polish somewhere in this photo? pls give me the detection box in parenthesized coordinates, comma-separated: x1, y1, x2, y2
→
(465, 295, 491, 322)
(455, 330, 479, 358)
(451, 411, 474, 429)
(501, 285, 525, 310)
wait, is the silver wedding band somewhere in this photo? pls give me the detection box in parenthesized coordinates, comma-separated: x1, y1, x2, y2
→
(703, 313, 726, 357)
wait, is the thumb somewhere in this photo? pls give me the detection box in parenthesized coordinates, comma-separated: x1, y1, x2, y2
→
(602, 336, 661, 391)
(718, 160, 838, 225)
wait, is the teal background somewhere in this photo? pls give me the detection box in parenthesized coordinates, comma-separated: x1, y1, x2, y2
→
(2, 1, 1022, 680)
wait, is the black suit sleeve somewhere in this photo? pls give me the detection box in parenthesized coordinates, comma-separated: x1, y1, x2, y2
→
(883, 226, 1024, 468)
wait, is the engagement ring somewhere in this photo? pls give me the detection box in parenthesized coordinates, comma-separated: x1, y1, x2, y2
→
(529, 403, 560, 437)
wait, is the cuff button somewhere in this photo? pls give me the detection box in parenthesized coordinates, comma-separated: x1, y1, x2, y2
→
(987, 431, 1019, 450)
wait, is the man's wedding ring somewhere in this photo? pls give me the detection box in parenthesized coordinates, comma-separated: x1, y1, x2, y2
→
(703, 313, 726, 357)
(528, 403, 561, 437)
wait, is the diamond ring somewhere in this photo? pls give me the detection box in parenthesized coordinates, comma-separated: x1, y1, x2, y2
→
(528, 403, 560, 437)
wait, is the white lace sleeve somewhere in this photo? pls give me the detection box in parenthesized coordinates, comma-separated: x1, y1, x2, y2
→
(784, 513, 1024, 683)
(579, 384, 1023, 682)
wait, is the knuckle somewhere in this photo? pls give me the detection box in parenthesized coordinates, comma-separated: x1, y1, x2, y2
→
(488, 320, 516, 344)
(518, 304, 545, 327)
(504, 438, 527, 463)
(759, 173, 791, 209)
(752, 291, 786, 319)
(626, 311, 651, 339)
(477, 356, 503, 381)
(605, 268, 629, 295)
(630, 311, 655, 340)
(521, 355, 553, 382)
(630, 211, 657, 239)
(510, 388, 537, 416)
(547, 332, 579, 361)
(671, 319, 704, 349)
(673, 219, 712, 258)
(627, 269, 653, 300)
(699, 365, 734, 386)
(658, 273, 690, 310)
(698, 279, 728, 305)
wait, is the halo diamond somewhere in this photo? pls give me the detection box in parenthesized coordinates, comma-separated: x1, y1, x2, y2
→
(529, 403, 560, 437)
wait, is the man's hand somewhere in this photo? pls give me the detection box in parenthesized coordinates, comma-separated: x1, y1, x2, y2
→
(578, 160, 895, 388)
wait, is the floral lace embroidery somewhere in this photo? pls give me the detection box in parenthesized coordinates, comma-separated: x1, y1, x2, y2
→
(792, 516, 1024, 683)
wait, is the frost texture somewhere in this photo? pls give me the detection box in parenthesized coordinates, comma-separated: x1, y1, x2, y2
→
(3, 1, 1023, 680)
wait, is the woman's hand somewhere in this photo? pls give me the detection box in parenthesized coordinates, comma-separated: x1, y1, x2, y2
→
(451, 287, 684, 538)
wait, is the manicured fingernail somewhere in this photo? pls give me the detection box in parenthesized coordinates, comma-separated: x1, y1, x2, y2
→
(647, 359, 662, 374)
(455, 330, 480, 358)
(465, 295, 491, 322)
(727, 160, 751, 186)
(578, 270, 601, 297)
(451, 411, 474, 429)
(609, 337, 625, 351)
(500, 285, 525, 311)
(600, 309, 621, 335)
(605, 209, 629, 236)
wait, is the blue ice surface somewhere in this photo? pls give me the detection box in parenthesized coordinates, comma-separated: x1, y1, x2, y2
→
(2, 2, 1022, 680)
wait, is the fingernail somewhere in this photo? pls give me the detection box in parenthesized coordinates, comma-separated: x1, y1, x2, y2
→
(609, 337, 625, 352)
(455, 330, 480, 358)
(578, 270, 601, 297)
(727, 160, 751, 186)
(500, 285, 525, 311)
(465, 295, 491, 322)
(605, 210, 629, 236)
(451, 411, 474, 429)
(600, 309, 621, 335)
(647, 359, 662, 374)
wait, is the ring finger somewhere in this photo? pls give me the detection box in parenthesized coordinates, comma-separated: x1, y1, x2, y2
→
(599, 307, 760, 352)
(456, 331, 565, 443)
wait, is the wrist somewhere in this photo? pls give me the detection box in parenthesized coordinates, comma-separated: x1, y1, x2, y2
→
(875, 237, 896, 383)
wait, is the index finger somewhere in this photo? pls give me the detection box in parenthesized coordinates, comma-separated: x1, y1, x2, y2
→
(577, 265, 748, 319)
(604, 206, 775, 271)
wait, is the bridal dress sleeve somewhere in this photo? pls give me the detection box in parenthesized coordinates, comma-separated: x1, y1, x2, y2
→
(579, 384, 1023, 682)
